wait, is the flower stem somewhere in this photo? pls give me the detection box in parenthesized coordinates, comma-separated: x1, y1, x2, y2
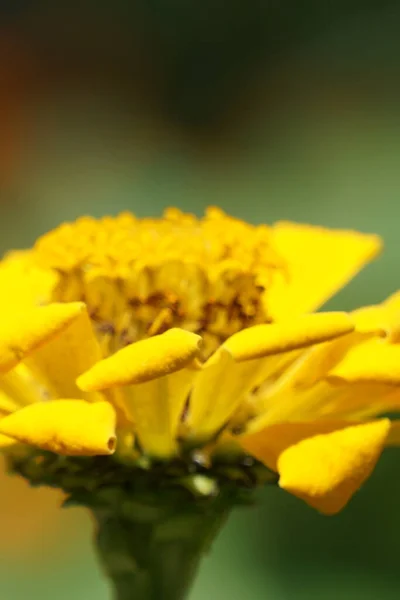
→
(93, 493, 232, 600)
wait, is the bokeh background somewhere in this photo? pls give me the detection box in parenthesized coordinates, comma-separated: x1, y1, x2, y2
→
(0, 2, 400, 598)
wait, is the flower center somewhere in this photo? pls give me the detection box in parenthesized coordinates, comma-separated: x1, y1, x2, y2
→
(34, 207, 286, 356)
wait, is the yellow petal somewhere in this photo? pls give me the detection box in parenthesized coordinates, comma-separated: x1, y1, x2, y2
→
(270, 332, 361, 393)
(353, 296, 400, 341)
(328, 338, 400, 385)
(0, 302, 87, 373)
(0, 433, 19, 449)
(124, 368, 197, 458)
(188, 348, 266, 441)
(252, 351, 400, 426)
(0, 389, 20, 415)
(348, 386, 400, 420)
(189, 315, 351, 440)
(224, 313, 354, 362)
(25, 305, 102, 398)
(278, 420, 390, 514)
(377, 291, 400, 342)
(385, 420, 400, 446)
(0, 400, 117, 456)
(0, 365, 46, 408)
(78, 328, 202, 391)
(238, 419, 350, 471)
(383, 290, 400, 311)
(352, 305, 388, 335)
(0, 251, 58, 310)
(268, 222, 382, 318)
(239, 332, 358, 427)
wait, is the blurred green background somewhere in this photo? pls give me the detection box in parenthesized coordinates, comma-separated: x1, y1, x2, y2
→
(0, 2, 400, 599)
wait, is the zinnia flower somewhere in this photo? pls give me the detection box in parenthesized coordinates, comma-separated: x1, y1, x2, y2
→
(0, 208, 396, 599)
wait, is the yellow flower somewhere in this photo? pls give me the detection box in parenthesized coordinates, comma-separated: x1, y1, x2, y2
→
(0, 208, 394, 516)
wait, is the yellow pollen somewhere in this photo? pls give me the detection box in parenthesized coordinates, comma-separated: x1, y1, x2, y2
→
(33, 208, 286, 356)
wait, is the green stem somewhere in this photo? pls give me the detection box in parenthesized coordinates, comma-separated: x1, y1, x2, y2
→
(93, 496, 231, 600)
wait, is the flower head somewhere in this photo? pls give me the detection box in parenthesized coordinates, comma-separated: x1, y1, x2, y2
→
(0, 208, 394, 515)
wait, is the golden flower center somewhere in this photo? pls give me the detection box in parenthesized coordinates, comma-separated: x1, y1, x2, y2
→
(33, 207, 286, 355)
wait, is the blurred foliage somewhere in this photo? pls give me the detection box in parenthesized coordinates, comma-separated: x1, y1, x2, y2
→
(1, 2, 400, 599)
